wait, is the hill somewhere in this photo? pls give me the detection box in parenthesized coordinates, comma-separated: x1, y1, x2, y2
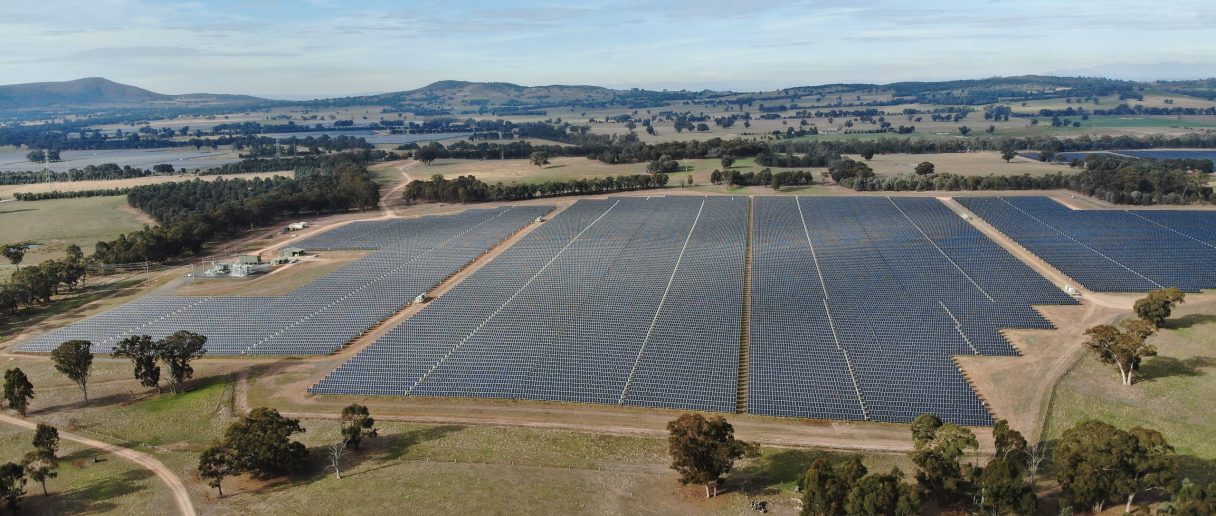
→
(0, 77, 268, 111)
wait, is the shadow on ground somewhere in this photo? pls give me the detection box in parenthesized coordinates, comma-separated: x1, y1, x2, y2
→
(1163, 313, 1216, 330)
(1138, 356, 1216, 383)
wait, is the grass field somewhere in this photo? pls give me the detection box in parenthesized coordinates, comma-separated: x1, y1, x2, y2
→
(0, 196, 148, 272)
(0, 422, 175, 514)
(0, 351, 920, 515)
(1042, 300, 1216, 482)
(844, 152, 1073, 177)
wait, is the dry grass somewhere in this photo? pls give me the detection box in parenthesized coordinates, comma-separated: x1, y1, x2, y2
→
(0, 196, 147, 271)
(1042, 299, 1216, 466)
(844, 152, 1074, 178)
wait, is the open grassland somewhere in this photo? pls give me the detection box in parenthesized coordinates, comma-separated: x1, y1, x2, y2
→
(844, 151, 1073, 177)
(413, 156, 840, 196)
(213, 420, 912, 515)
(0, 351, 920, 515)
(1042, 300, 1216, 481)
(0, 422, 174, 514)
(0, 196, 148, 271)
(0, 171, 291, 199)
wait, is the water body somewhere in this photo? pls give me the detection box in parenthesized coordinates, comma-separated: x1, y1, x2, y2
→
(1019, 149, 1216, 162)
(259, 131, 471, 145)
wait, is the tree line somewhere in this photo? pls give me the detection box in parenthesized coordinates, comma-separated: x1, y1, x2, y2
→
(93, 154, 379, 264)
(402, 173, 669, 204)
(12, 188, 132, 201)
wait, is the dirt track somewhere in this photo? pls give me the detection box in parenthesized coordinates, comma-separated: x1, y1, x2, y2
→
(0, 413, 196, 516)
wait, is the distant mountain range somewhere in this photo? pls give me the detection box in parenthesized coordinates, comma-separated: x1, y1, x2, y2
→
(0, 77, 267, 111)
(3, 75, 1215, 114)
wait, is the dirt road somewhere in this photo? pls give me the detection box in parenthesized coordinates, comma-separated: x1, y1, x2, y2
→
(0, 413, 195, 516)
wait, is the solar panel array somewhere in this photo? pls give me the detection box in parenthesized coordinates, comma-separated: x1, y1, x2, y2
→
(957, 196, 1216, 292)
(311, 196, 748, 413)
(17, 206, 550, 355)
(749, 197, 1075, 426)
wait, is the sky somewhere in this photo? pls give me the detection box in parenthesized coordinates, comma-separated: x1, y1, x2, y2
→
(1, 0, 1215, 99)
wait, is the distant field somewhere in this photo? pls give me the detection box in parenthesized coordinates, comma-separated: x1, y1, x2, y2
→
(419, 156, 814, 188)
(844, 152, 1073, 177)
(0, 196, 147, 271)
(0, 147, 243, 173)
(0, 170, 290, 198)
(1043, 301, 1216, 471)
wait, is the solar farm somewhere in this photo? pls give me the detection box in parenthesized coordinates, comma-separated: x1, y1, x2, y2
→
(958, 197, 1216, 292)
(17, 206, 551, 354)
(17, 194, 1216, 426)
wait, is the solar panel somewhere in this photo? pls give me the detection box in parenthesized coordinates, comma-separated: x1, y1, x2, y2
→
(16, 206, 551, 355)
(957, 196, 1216, 292)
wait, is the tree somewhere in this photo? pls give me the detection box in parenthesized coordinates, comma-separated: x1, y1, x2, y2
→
(1133, 287, 1186, 327)
(800, 457, 866, 516)
(222, 408, 308, 478)
(50, 340, 92, 402)
(958, 126, 971, 136)
(914, 162, 935, 175)
(198, 445, 238, 498)
(1165, 479, 1216, 515)
(843, 467, 921, 516)
(21, 451, 56, 497)
(860, 147, 876, 161)
(413, 143, 440, 165)
(158, 331, 207, 393)
(32, 424, 58, 457)
(720, 157, 735, 169)
(0, 462, 24, 511)
(1054, 420, 1176, 513)
(709, 170, 723, 185)
(2, 369, 34, 417)
(340, 404, 375, 449)
(528, 151, 549, 168)
(0, 243, 30, 270)
(113, 335, 162, 393)
(910, 413, 978, 504)
(975, 458, 1035, 515)
(976, 420, 1035, 515)
(1084, 318, 1159, 385)
(1123, 426, 1177, 513)
(325, 440, 347, 480)
(646, 154, 680, 174)
(1000, 149, 1017, 162)
(666, 413, 757, 498)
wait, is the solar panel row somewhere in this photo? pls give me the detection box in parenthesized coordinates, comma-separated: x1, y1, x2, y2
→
(316, 196, 1075, 425)
(957, 197, 1216, 292)
(16, 206, 550, 355)
(748, 197, 1075, 426)
(311, 196, 748, 413)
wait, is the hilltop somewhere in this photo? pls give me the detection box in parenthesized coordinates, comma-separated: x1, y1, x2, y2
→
(0, 77, 268, 111)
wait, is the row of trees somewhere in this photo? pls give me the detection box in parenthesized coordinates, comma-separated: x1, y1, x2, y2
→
(0, 244, 88, 316)
(11, 188, 131, 201)
(93, 155, 379, 264)
(797, 414, 1186, 515)
(401, 173, 670, 204)
(708, 168, 819, 189)
(664, 406, 1202, 514)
